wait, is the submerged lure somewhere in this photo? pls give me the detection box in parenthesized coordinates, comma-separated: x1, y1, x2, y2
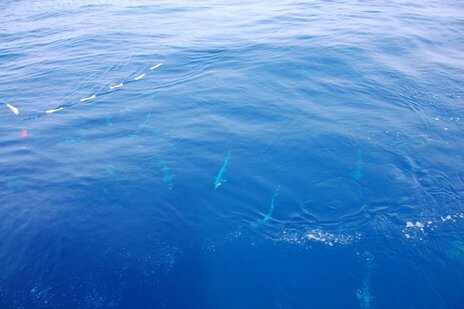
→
(251, 185, 281, 228)
(215, 151, 230, 189)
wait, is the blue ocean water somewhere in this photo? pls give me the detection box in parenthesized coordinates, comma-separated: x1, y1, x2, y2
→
(1, 0, 464, 307)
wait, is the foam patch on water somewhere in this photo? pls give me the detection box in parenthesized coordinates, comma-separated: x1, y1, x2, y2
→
(402, 213, 464, 240)
(305, 229, 361, 246)
(268, 229, 362, 247)
(30, 281, 52, 305)
(204, 228, 361, 255)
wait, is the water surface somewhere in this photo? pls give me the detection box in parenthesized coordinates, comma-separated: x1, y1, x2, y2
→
(1, 0, 464, 308)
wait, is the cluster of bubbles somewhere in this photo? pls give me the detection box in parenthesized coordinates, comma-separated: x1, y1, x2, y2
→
(402, 212, 464, 240)
(266, 229, 362, 248)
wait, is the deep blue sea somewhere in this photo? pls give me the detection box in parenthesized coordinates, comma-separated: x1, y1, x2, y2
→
(1, 0, 464, 308)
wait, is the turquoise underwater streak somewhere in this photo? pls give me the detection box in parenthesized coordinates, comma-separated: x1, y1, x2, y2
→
(106, 115, 113, 126)
(215, 151, 230, 189)
(103, 166, 127, 208)
(351, 150, 363, 181)
(64, 129, 86, 143)
(129, 113, 151, 137)
(156, 158, 175, 190)
(251, 185, 281, 228)
(356, 252, 375, 309)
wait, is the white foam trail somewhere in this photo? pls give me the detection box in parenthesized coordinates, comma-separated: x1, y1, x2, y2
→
(6, 104, 19, 115)
(80, 94, 96, 102)
(46, 107, 64, 114)
(110, 83, 123, 90)
(134, 74, 145, 81)
(150, 63, 162, 70)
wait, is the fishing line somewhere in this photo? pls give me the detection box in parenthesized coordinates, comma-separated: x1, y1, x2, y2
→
(19, 60, 163, 121)
(58, 53, 136, 108)
(239, 114, 304, 182)
(49, 52, 138, 108)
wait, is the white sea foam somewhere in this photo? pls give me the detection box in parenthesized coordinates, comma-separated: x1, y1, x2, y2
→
(403, 213, 464, 240)
(268, 229, 361, 247)
(441, 215, 452, 222)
